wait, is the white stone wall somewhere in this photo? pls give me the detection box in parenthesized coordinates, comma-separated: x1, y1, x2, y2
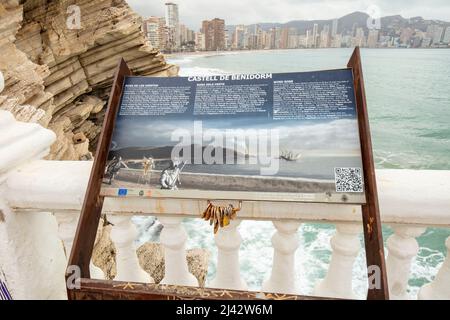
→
(0, 107, 67, 299)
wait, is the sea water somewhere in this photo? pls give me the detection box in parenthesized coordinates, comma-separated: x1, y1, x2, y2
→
(134, 48, 450, 298)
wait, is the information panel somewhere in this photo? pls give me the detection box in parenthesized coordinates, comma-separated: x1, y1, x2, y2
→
(101, 69, 366, 203)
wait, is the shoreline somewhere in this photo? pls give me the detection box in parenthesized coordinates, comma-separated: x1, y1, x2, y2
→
(165, 47, 450, 59)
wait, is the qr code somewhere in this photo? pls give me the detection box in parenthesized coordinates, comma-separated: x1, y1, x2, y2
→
(334, 167, 363, 193)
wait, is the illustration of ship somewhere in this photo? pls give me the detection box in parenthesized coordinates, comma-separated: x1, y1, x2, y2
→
(279, 150, 302, 162)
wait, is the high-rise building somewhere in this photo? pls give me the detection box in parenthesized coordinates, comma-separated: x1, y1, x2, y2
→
(255, 25, 264, 50)
(351, 23, 358, 37)
(427, 25, 444, 44)
(298, 34, 308, 48)
(165, 2, 180, 49)
(312, 23, 319, 48)
(263, 30, 272, 49)
(179, 23, 187, 44)
(195, 32, 206, 50)
(319, 25, 330, 48)
(202, 18, 226, 51)
(287, 35, 299, 49)
(352, 28, 366, 47)
(400, 27, 414, 46)
(280, 28, 289, 49)
(331, 34, 342, 48)
(187, 29, 195, 43)
(275, 28, 282, 49)
(225, 33, 232, 50)
(142, 17, 167, 50)
(331, 19, 339, 38)
(367, 29, 379, 48)
(287, 28, 299, 49)
(410, 32, 424, 48)
(443, 26, 450, 44)
(268, 28, 276, 49)
(165, 2, 179, 30)
(342, 35, 352, 47)
(178, 24, 195, 45)
(306, 29, 312, 48)
(421, 37, 432, 48)
(248, 33, 259, 50)
(233, 25, 246, 49)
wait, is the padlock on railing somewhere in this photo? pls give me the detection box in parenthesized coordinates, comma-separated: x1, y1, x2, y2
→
(201, 200, 242, 234)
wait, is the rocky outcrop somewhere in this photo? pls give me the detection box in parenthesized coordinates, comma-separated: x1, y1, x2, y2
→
(92, 223, 210, 286)
(0, 0, 178, 160)
(137, 243, 210, 287)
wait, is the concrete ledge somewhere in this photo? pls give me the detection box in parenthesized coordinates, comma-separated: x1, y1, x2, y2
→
(4, 160, 450, 226)
(0, 111, 56, 178)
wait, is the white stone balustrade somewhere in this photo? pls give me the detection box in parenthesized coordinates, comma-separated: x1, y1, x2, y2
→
(386, 226, 426, 300)
(0, 109, 63, 299)
(54, 212, 104, 280)
(108, 215, 153, 283)
(262, 221, 302, 294)
(210, 219, 247, 290)
(419, 236, 450, 300)
(1, 110, 450, 300)
(159, 216, 197, 286)
(314, 223, 362, 299)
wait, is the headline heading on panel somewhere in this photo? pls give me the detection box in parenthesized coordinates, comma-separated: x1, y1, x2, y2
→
(187, 74, 273, 82)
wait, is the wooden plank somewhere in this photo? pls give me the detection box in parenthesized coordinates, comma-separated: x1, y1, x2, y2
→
(347, 47, 389, 300)
(67, 59, 132, 280)
(69, 279, 336, 300)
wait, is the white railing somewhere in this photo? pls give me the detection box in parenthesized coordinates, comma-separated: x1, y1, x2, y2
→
(0, 110, 449, 300)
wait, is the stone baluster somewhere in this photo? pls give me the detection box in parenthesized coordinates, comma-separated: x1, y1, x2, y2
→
(159, 216, 197, 286)
(386, 226, 426, 299)
(210, 220, 247, 290)
(108, 215, 152, 283)
(262, 220, 301, 294)
(419, 236, 450, 300)
(314, 223, 361, 299)
(55, 212, 104, 280)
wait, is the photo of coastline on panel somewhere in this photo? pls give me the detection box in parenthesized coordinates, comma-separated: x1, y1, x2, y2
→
(100, 69, 366, 204)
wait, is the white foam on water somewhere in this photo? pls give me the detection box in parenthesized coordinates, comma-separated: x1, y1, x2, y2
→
(167, 54, 231, 78)
(167, 57, 194, 65)
(133, 216, 161, 244)
(177, 66, 229, 77)
(408, 246, 445, 297)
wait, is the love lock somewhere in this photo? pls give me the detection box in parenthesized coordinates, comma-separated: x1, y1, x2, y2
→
(201, 200, 242, 234)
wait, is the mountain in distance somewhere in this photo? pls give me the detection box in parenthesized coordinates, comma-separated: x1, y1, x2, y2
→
(109, 144, 248, 163)
(226, 11, 450, 35)
(109, 146, 174, 160)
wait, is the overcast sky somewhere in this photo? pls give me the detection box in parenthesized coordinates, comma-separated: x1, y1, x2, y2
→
(126, 0, 450, 30)
(113, 117, 360, 155)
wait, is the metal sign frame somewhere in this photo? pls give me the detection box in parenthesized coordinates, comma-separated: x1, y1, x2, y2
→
(67, 47, 389, 300)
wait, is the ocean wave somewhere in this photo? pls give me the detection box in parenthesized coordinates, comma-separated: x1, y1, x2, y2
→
(167, 56, 198, 65)
(177, 66, 229, 77)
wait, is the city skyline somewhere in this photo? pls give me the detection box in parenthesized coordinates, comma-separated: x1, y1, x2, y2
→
(142, 3, 450, 52)
(128, 0, 450, 30)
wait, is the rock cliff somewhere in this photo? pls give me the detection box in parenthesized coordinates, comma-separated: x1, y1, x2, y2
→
(0, 0, 178, 160)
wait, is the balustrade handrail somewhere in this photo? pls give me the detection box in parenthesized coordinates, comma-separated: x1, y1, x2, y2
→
(2, 110, 449, 301)
(3, 160, 450, 227)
